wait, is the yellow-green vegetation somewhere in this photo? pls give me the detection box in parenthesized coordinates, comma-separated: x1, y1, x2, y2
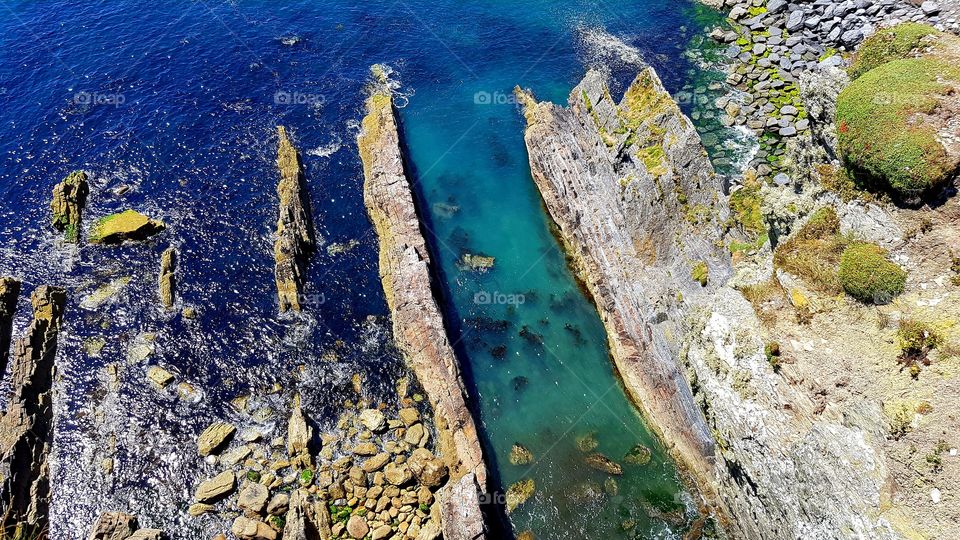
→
(764, 341, 782, 372)
(849, 23, 939, 79)
(773, 207, 848, 294)
(618, 70, 674, 163)
(691, 261, 708, 287)
(728, 176, 769, 253)
(815, 163, 876, 203)
(838, 243, 907, 304)
(885, 400, 915, 440)
(89, 209, 165, 244)
(636, 144, 667, 177)
(951, 253, 960, 286)
(837, 26, 960, 200)
(897, 319, 942, 377)
(358, 91, 392, 179)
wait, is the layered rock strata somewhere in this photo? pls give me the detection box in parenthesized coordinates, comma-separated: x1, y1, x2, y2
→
(518, 68, 903, 538)
(359, 86, 487, 539)
(51, 170, 89, 242)
(0, 285, 66, 534)
(159, 247, 177, 310)
(0, 277, 20, 376)
(274, 126, 317, 312)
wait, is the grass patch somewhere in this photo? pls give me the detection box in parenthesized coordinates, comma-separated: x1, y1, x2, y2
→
(739, 277, 785, 325)
(836, 57, 960, 201)
(729, 177, 765, 237)
(838, 243, 907, 304)
(773, 207, 848, 294)
(849, 23, 939, 80)
(691, 261, 708, 287)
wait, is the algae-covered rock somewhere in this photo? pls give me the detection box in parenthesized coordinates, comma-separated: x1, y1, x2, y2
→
(509, 443, 534, 465)
(51, 170, 89, 242)
(458, 253, 495, 272)
(505, 478, 535, 513)
(624, 443, 652, 465)
(584, 453, 623, 475)
(89, 210, 165, 244)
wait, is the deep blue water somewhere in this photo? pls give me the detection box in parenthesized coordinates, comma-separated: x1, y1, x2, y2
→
(0, 1, 734, 538)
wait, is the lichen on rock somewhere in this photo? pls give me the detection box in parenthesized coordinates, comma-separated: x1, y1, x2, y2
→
(89, 210, 165, 244)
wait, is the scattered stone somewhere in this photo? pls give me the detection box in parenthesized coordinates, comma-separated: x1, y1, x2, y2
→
(398, 407, 420, 427)
(232, 516, 277, 540)
(88, 512, 137, 540)
(187, 503, 213, 516)
(197, 422, 236, 456)
(239, 482, 270, 514)
(359, 408, 386, 432)
(363, 452, 391, 472)
(404, 423, 428, 446)
(89, 210, 165, 244)
(267, 493, 289, 515)
(408, 448, 448, 488)
(509, 444, 534, 465)
(146, 366, 174, 388)
(346, 515, 369, 539)
(195, 471, 236, 503)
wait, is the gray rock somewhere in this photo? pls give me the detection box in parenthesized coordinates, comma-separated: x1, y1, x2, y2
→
(781, 105, 799, 115)
(239, 483, 270, 514)
(779, 126, 798, 136)
(786, 10, 805, 31)
(753, 43, 767, 55)
(773, 173, 791, 186)
(796, 118, 811, 130)
(921, 1, 940, 15)
(768, 0, 787, 14)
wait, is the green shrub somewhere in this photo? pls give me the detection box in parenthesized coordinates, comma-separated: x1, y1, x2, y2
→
(849, 23, 939, 79)
(836, 57, 960, 201)
(838, 243, 907, 303)
(773, 207, 848, 294)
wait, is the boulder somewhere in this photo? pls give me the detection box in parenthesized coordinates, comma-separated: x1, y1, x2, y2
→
(89, 210, 165, 244)
(584, 453, 623, 475)
(238, 482, 270, 514)
(408, 448, 448, 488)
(88, 512, 137, 540)
(384, 462, 413, 486)
(346, 515, 369, 539)
(287, 398, 313, 456)
(232, 516, 278, 540)
(197, 421, 236, 456)
(362, 452, 391, 473)
(509, 444, 533, 465)
(358, 408, 386, 432)
(195, 470, 236, 502)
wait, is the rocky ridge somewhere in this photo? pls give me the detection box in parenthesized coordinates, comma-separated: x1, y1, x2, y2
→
(518, 68, 907, 538)
(274, 125, 317, 313)
(358, 79, 487, 540)
(0, 285, 66, 535)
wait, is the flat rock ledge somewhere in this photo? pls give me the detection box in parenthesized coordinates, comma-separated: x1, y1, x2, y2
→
(518, 68, 903, 539)
(274, 125, 317, 312)
(0, 285, 66, 534)
(358, 83, 488, 540)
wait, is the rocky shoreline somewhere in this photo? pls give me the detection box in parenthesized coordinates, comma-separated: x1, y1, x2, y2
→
(517, 63, 912, 537)
(358, 75, 487, 540)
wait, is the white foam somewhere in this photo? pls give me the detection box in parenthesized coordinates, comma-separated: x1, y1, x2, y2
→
(577, 26, 647, 68)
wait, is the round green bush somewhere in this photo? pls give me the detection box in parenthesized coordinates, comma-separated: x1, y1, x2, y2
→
(838, 243, 907, 303)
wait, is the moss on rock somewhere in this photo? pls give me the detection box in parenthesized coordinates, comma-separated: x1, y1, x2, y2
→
(849, 23, 939, 80)
(89, 210, 165, 244)
(838, 243, 906, 303)
(773, 207, 848, 294)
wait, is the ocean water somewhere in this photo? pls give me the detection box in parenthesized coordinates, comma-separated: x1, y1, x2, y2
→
(0, 1, 734, 538)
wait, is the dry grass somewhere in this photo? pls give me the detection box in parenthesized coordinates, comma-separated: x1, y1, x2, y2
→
(773, 207, 850, 295)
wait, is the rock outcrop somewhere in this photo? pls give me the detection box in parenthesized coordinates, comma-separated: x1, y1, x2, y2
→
(88, 511, 168, 540)
(51, 170, 89, 242)
(90, 210, 165, 244)
(158, 246, 177, 309)
(518, 68, 903, 538)
(358, 81, 487, 539)
(0, 286, 66, 534)
(0, 277, 20, 376)
(274, 125, 316, 312)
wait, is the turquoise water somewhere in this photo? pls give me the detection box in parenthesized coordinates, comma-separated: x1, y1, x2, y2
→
(0, 0, 733, 537)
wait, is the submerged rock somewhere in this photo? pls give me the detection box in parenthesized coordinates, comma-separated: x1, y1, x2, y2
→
(505, 478, 535, 513)
(584, 453, 623, 475)
(51, 170, 89, 242)
(80, 277, 132, 310)
(89, 210, 165, 244)
(624, 443, 652, 466)
(274, 125, 316, 312)
(509, 444, 533, 465)
(458, 253, 495, 272)
(158, 246, 177, 310)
